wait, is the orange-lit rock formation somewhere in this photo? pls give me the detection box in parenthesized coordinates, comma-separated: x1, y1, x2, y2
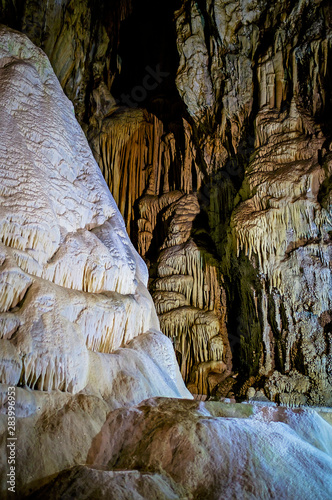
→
(0, 3, 332, 497)
(1, 0, 332, 402)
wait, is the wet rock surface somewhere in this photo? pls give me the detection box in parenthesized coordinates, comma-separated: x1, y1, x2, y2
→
(0, 2, 332, 497)
(1, 0, 331, 400)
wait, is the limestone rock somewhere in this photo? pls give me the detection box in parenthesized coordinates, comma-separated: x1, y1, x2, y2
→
(170, 0, 332, 403)
(0, 6, 331, 497)
(93, 108, 202, 235)
(5, 394, 332, 498)
(27, 466, 185, 500)
(233, 101, 332, 405)
(84, 398, 332, 499)
(1, 0, 332, 405)
(0, 25, 190, 397)
(138, 192, 232, 395)
(0, 24, 191, 496)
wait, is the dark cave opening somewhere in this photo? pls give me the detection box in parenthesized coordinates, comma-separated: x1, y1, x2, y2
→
(111, 0, 186, 136)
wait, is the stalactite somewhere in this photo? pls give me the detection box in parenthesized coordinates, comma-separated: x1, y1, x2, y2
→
(0, 339, 21, 385)
(96, 109, 200, 236)
(137, 191, 231, 394)
(233, 98, 332, 404)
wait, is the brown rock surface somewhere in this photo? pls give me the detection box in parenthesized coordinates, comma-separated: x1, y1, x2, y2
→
(1, 0, 332, 401)
(30, 398, 332, 500)
(0, 3, 332, 497)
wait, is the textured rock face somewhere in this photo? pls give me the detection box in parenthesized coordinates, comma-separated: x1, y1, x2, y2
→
(138, 0, 332, 403)
(0, 25, 191, 494)
(234, 104, 332, 405)
(91, 104, 232, 393)
(1, 0, 332, 402)
(88, 0, 332, 403)
(0, 24, 161, 392)
(0, 0, 132, 125)
(173, 0, 332, 405)
(142, 192, 232, 394)
(27, 399, 332, 500)
(0, 19, 331, 500)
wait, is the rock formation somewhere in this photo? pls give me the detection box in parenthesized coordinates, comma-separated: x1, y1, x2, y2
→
(0, 25, 190, 494)
(170, 0, 332, 404)
(93, 0, 332, 404)
(0, 18, 332, 500)
(17, 399, 332, 499)
(1, 0, 332, 402)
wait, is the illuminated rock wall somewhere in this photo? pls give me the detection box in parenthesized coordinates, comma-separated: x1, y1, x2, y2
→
(1, 0, 331, 402)
(0, 8, 331, 499)
(0, 25, 188, 400)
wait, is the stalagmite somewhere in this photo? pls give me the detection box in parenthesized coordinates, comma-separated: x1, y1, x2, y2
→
(139, 192, 231, 393)
(0, 1, 331, 497)
(0, 26, 188, 401)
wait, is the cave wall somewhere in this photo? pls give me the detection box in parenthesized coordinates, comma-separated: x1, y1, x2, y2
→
(1, 0, 332, 404)
(0, 26, 193, 495)
(172, 0, 332, 405)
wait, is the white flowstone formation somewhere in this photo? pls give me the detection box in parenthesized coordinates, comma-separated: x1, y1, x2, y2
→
(24, 399, 332, 500)
(0, 25, 189, 399)
(0, 24, 331, 500)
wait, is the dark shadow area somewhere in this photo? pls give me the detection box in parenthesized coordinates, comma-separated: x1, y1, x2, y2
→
(112, 0, 187, 140)
(0, 0, 25, 29)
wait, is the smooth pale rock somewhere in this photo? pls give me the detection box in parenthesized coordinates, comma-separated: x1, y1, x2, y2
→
(80, 398, 331, 500)
(6, 393, 331, 498)
(0, 337, 190, 495)
(0, 331, 189, 493)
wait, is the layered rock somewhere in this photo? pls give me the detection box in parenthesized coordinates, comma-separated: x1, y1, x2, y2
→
(1, 0, 332, 403)
(89, 104, 234, 395)
(0, 25, 190, 494)
(0, 22, 331, 500)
